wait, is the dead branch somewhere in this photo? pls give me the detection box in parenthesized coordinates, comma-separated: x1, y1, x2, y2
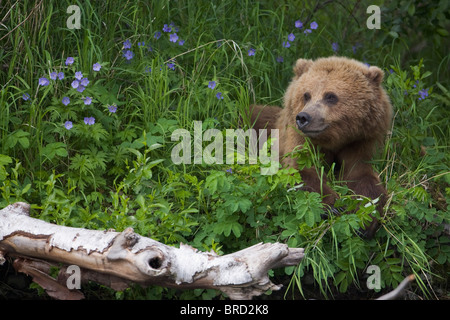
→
(0, 202, 304, 300)
(376, 274, 415, 300)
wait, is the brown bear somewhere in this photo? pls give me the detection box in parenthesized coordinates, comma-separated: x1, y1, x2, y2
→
(250, 56, 393, 237)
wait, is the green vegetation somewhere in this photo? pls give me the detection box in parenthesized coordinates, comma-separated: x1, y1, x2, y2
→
(0, 0, 449, 300)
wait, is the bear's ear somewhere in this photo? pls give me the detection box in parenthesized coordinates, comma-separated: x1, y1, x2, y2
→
(364, 66, 384, 86)
(293, 58, 313, 79)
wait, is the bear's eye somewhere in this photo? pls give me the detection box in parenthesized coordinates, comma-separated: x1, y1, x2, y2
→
(324, 92, 338, 104)
(303, 92, 311, 103)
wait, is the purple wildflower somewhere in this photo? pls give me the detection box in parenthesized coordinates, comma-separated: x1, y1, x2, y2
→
(22, 93, 30, 101)
(310, 21, 318, 29)
(50, 72, 57, 80)
(169, 33, 179, 43)
(75, 71, 83, 80)
(62, 97, 70, 106)
(38, 77, 49, 86)
(123, 39, 131, 49)
(71, 80, 79, 89)
(57, 72, 64, 80)
(108, 104, 117, 113)
(123, 50, 134, 60)
(295, 20, 303, 29)
(65, 57, 74, 65)
(248, 48, 255, 56)
(418, 89, 429, 100)
(84, 117, 95, 125)
(277, 56, 284, 63)
(282, 41, 291, 48)
(208, 81, 216, 89)
(332, 42, 339, 52)
(288, 33, 295, 41)
(154, 31, 162, 39)
(216, 92, 224, 100)
(64, 121, 73, 130)
(83, 97, 92, 105)
(93, 63, 101, 71)
(163, 24, 172, 32)
(80, 77, 89, 86)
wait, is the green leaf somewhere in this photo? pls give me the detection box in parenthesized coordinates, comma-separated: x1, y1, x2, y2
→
(0, 154, 12, 166)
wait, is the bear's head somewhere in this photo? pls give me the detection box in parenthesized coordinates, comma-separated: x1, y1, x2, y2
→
(284, 56, 392, 151)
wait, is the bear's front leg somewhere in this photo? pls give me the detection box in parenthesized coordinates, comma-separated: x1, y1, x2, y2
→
(299, 167, 338, 207)
(345, 166, 387, 238)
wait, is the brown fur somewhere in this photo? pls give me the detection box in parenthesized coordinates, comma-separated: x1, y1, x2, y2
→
(251, 56, 393, 237)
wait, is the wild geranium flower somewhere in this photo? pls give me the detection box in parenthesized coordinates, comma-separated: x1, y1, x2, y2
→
(154, 31, 162, 39)
(178, 39, 185, 46)
(167, 63, 175, 70)
(22, 93, 30, 101)
(62, 97, 70, 106)
(108, 104, 117, 113)
(418, 88, 429, 100)
(169, 33, 179, 43)
(277, 56, 284, 63)
(310, 21, 318, 29)
(65, 57, 74, 65)
(138, 42, 145, 47)
(83, 97, 92, 105)
(57, 72, 64, 80)
(288, 33, 295, 41)
(226, 168, 233, 174)
(71, 80, 79, 89)
(248, 48, 255, 56)
(304, 29, 312, 34)
(77, 86, 85, 93)
(39, 77, 49, 86)
(123, 39, 131, 49)
(332, 42, 339, 52)
(282, 41, 291, 48)
(64, 121, 73, 130)
(75, 71, 83, 80)
(163, 24, 172, 32)
(50, 72, 57, 80)
(93, 63, 101, 71)
(295, 20, 303, 29)
(123, 50, 134, 60)
(208, 81, 216, 89)
(84, 117, 95, 125)
(216, 92, 224, 100)
(80, 77, 89, 86)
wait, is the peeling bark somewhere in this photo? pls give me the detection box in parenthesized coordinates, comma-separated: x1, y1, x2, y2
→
(0, 202, 304, 300)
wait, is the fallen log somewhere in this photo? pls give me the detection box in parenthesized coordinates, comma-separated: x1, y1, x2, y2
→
(0, 202, 304, 300)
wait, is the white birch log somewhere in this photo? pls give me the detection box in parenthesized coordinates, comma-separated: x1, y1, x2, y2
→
(0, 202, 304, 300)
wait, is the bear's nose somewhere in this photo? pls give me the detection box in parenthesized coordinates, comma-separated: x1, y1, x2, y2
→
(296, 112, 311, 130)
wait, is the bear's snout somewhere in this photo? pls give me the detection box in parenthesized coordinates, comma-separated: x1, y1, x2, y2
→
(295, 109, 328, 136)
(296, 112, 311, 130)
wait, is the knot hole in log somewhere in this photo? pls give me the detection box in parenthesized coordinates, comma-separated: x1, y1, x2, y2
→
(148, 256, 163, 269)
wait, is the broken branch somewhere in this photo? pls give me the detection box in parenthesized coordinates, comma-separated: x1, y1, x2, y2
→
(0, 202, 304, 300)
